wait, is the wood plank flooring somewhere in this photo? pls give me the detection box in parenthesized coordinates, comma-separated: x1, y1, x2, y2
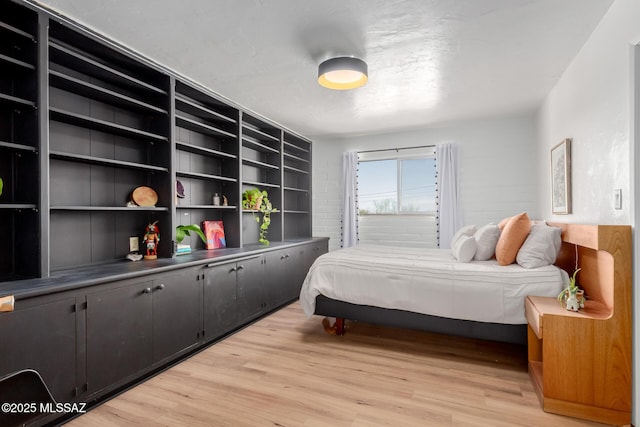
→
(65, 302, 608, 426)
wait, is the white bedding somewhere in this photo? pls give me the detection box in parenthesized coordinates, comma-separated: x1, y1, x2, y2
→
(299, 244, 567, 325)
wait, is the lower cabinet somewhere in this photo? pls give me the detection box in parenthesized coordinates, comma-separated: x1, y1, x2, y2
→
(0, 294, 78, 402)
(85, 268, 201, 396)
(86, 279, 153, 396)
(0, 238, 328, 424)
(202, 255, 264, 341)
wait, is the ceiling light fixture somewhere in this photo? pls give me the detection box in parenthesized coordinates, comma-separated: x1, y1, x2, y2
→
(317, 57, 368, 90)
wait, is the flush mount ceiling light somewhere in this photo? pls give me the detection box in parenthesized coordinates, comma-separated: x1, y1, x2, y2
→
(317, 57, 368, 90)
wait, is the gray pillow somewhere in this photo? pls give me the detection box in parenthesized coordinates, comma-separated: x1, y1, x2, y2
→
(453, 235, 477, 263)
(473, 223, 501, 261)
(516, 224, 562, 268)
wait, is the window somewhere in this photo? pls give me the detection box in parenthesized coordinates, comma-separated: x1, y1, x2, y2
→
(358, 157, 436, 215)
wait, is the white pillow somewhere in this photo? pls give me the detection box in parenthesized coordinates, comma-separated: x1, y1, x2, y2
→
(451, 224, 477, 250)
(516, 224, 562, 268)
(453, 235, 477, 263)
(473, 223, 501, 261)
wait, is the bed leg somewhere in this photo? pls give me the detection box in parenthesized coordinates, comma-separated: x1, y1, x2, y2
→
(335, 317, 345, 335)
(321, 317, 346, 335)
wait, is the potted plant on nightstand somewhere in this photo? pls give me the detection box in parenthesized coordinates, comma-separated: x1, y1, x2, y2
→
(242, 188, 279, 245)
(557, 268, 584, 311)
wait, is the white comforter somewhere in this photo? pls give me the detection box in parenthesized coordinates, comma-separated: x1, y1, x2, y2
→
(299, 245, 567, 325)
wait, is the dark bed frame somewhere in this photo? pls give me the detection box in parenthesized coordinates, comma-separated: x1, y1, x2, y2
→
(315, 295, 527, 345)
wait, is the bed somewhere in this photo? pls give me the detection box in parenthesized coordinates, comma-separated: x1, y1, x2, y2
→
(299, 219, 570, 344)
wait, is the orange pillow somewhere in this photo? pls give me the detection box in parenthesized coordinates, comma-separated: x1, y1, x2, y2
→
(495, 212, 531, 265)
(498, 216, 512, 230)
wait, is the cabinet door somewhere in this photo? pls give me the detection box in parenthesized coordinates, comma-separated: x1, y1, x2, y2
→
(0, 295, 77, 402)
(86, 280, 153, 395)
(202, 262, 238, 341)
(152, 268, 201, 363)
(236, 256, 264, 321)
(263, 249, 292, 309)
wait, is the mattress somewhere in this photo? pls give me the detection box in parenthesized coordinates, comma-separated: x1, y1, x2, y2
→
(299, 244, 567, 325)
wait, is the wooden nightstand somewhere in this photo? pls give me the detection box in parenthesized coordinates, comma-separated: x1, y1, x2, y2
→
(526, 224, 631, 426)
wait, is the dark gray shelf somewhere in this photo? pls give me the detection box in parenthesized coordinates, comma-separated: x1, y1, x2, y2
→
(175, 95, 236, 125)
(242, 180, 280, 189)
(284, 152, 309, 164)
(50, 206, 169, 212)
(176, 114, 236, 140)
(243, 158, 279, 170)
(0, 21, 35, 41)
(284, 141, 310, 154)
(50, 151, 169, 173)
(0, 92, 35, 108)
(283, 186, 309, 193)
(242, 124, 280, 143)
(283, 165, 309, 175)
(0, 140, 37, 152)
(49, 70, 167, 114)
(177, 170, 238, 183)
(283, 210, 309, 214)
(50, 107, 168, 142)
(176, 141, 236, 160)
(0, 204, 37, 210)
(176, 205, 237, 210)
(50, 40, 167, 96)
(0, 53, 36, 73)
(242, 137, 279, 154)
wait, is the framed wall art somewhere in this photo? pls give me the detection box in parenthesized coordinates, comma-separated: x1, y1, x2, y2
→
(551, 138, 571, 214)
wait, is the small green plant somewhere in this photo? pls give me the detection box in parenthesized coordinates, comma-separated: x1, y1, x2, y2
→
(242, 188, 279, 245)
(557, 268, 581, 304)
(0, 177, 3, 196)
(175, 224, 206, 245)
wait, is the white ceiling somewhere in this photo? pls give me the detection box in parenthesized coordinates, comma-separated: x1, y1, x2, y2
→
(32, 0, 613, 139)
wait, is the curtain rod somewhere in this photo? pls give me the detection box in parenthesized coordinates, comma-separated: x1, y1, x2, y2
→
(357, 144, 435, 154)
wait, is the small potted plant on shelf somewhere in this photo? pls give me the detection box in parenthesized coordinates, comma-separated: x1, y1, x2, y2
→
(0, 177, 3, 196)
(242, 188, 279, 245)
(557, 268, 584, 311)
(175, 224, 207, 255)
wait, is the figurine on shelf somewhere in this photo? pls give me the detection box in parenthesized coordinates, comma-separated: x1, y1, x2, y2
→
(143, 221, 160, 260)
(222, 195, 228, 206)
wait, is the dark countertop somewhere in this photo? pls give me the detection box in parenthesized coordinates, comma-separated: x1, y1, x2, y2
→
(0, 237, 329, 300)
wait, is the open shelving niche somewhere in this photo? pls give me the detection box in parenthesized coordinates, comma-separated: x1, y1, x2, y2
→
(47, 20, 172, 272)
(0, 1, 40, 281)
(283, 131, 312, 240)
(174, 79, 240, 251)
(240, 113, 283, 246)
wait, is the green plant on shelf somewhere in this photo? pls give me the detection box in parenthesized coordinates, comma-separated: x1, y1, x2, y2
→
(0, 177, 3, 196)
(175, 224, 207, 245)
(242, 188, 279, 245)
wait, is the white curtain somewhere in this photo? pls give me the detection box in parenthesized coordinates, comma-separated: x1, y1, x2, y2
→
(436, 143, 462, 249)
(341, 151, 358, 247)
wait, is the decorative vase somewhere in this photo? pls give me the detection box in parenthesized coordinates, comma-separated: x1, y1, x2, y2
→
(565, 288, 580, 312)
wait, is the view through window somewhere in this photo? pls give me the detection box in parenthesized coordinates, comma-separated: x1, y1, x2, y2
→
(358, 157, 436, 215)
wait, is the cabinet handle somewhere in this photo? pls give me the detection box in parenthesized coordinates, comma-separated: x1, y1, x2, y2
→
(156, 284, 165, 291)
(230, 267, 237, 272)
(237, 265, 244, 270)
(142, 287, 152, 294)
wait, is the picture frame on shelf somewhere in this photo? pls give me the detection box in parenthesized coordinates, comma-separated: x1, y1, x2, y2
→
(551, 138, 571, 215)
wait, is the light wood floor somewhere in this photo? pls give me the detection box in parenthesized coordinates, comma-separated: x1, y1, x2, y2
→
(66, 302, 608, 426)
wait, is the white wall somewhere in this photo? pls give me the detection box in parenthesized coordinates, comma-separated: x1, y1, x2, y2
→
(535, 0, 640, 423)
(313, 115, 539, 251)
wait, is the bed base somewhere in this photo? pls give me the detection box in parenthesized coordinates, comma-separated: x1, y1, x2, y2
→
(315, 296, 527, 345)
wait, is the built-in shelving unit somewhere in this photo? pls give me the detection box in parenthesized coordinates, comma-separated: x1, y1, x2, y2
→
(47, 20, 172, 271)
(0, 1, 39, 281)
(174, 79, 240, 249)
(240, 113, 283, 245)
(283, 132, 311, 239)
(0, 0, 313, 282)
